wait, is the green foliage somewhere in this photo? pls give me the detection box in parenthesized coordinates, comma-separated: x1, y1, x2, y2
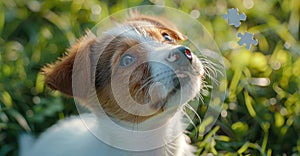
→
(0, 0, 299, 155)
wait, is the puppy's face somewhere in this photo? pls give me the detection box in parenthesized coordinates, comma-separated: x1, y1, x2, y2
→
(43, 15, 205, 124)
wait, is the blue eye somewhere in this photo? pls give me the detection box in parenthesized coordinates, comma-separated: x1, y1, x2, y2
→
(119, 54, 135, 67)
(163, 33, 174, 42)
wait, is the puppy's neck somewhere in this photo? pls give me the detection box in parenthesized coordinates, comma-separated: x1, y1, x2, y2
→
(86, 107, 187, 153)
(112, 105, 182, 131)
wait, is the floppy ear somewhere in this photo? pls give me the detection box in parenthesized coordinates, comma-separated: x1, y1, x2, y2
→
(42, 32, 96, 97)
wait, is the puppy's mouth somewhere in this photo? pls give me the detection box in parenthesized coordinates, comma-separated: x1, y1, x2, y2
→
(129, 62, 191, 111)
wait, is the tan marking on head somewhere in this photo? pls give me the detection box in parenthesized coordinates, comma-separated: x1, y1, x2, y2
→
(127, 15, 187, 42)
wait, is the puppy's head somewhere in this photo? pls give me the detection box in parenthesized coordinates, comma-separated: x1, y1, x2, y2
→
(43, 15, 205, 124)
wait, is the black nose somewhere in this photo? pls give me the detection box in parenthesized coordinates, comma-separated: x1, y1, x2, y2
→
(166, 46, 192, 64)
(177, 46, 193, 61)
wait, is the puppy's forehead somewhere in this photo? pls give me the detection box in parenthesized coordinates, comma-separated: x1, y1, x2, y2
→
(104, 22, 160, 42)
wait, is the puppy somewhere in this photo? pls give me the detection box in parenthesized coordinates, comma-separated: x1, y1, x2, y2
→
(20, 14, 205, 156)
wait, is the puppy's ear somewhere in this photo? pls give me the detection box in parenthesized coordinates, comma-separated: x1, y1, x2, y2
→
(42, 31, 96, 97)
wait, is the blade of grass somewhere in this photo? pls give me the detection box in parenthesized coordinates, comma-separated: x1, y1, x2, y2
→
(244, 91, 256, 117)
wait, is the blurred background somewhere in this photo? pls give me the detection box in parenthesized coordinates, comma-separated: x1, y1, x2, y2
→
(0, 0, 299, 155)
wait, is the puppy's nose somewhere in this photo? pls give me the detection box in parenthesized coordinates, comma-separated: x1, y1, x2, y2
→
(166, 46, 192, 64)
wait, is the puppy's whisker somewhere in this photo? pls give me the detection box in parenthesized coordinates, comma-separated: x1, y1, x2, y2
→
(135, 80, 152, 93)
(205, 71, 220, 85)
(133, 71, 175, 100)
(132, 115, 139, 131)
(200, 58, 223, 86)
(181, 103, 198, 127)
(133, 77, 154, 93)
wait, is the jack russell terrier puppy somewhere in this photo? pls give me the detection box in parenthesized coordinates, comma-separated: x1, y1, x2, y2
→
(20, 14, 205, 156)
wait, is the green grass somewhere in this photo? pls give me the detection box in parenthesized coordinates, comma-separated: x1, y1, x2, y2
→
(0, 0, 299, 155)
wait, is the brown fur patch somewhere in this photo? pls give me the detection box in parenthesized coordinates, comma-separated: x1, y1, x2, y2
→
(127, 15, 187, 41)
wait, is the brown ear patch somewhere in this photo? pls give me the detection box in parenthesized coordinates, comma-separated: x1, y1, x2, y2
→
(42, 31, 96, 97)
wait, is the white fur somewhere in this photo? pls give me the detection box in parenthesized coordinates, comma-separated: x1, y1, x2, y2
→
(19, 113, 196, 156)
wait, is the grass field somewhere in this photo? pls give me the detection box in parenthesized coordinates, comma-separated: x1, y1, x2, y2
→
(0, 0, 299, 155)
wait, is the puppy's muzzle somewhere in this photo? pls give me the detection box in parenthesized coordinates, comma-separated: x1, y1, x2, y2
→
(166, 46, 192, 65)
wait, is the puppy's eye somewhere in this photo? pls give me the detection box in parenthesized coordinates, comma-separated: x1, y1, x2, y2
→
(119, 54, 135, 67)
(162, 33, 174, 42)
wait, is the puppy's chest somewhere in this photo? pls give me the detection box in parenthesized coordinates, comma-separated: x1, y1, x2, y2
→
(83, 114, 194, 156)
(27, 114, 195, 156)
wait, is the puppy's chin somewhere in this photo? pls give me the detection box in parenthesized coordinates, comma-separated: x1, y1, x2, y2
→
(148, 82, 168, 110)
